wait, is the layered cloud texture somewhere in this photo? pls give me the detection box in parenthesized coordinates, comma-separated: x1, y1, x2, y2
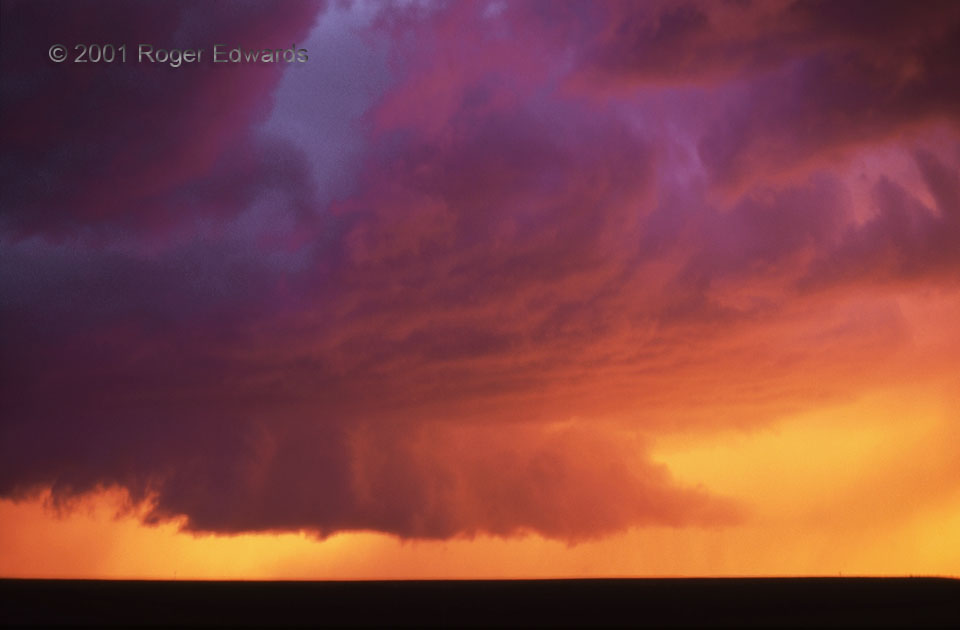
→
(2, 0, 959, 546)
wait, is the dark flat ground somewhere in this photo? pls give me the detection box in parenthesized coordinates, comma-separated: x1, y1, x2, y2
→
(2, 577, 958, 627)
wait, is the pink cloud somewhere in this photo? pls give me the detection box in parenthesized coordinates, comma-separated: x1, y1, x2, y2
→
(2, 0, 959, 542)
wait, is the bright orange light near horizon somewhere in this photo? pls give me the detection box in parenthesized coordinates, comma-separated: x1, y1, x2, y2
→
(3, 378, 958, 580)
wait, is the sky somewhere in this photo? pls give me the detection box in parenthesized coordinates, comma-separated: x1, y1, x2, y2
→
(1, 0, 959, 579)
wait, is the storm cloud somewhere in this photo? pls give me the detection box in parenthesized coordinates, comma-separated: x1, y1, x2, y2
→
(2, 0, 958, 541)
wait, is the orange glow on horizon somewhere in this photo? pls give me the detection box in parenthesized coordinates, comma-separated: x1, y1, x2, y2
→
(3, 378, 957, 580)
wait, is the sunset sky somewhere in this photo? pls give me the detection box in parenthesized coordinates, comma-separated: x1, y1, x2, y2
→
(1, 0, 959, 579)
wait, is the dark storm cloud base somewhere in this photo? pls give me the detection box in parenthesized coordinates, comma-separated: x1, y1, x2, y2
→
(3, 577, 958, 627)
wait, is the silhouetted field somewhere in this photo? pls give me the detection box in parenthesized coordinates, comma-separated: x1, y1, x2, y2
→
(2, 577, 958, 627)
